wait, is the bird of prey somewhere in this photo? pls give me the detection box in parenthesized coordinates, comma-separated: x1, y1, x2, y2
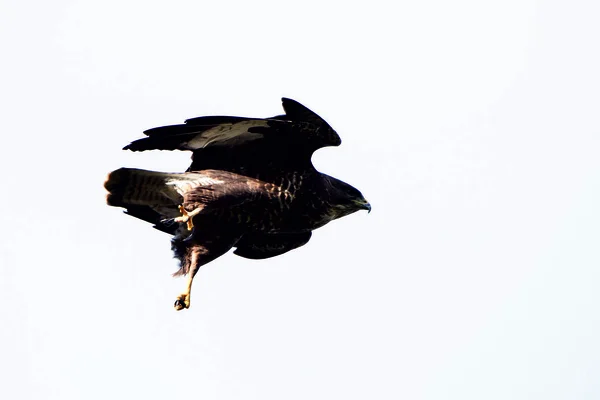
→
(105, 98, 370, 310)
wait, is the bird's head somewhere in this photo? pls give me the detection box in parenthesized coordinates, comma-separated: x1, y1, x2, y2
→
(325, 175, 371, 219)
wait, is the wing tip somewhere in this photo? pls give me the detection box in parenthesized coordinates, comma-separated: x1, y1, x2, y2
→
(281, 97, 301, 108)
(122, 141, 143, 151)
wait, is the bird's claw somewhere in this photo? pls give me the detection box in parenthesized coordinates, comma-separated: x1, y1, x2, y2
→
(174, 293, 190, 311)
(173, 205, 195, 231)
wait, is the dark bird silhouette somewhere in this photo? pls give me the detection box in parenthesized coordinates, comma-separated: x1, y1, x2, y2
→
(105, 98, 370, 310)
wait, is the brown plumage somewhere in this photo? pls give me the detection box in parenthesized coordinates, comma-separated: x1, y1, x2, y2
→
(105, 98, 370, 310)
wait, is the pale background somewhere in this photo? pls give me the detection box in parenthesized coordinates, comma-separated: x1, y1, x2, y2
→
(1, 1, 599, 399)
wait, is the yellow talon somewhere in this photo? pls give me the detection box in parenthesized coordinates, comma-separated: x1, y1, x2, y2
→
(174, 293, 190, 310)
(180, 205, 195, 230)
(174, 205, 199, 231)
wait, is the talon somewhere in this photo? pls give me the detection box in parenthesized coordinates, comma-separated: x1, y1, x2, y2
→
(174, 293, 190, 311)
(173, 205, 199, 231)
(174, 299, 185, 310)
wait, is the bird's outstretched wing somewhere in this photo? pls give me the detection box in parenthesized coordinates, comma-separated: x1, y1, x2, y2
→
(233, 231, 313, 260)
(123, 98, 341, 176)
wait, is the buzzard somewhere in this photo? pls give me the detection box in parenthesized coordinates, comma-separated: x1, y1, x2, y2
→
(105, 98, 370, 310)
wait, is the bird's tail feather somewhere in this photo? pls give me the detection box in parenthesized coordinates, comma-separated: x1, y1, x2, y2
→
(104, 168, 185, 208)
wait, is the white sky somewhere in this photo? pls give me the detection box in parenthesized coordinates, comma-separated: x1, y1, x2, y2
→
(1, 1, 599, 399)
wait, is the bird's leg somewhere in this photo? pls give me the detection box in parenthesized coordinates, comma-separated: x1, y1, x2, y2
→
(174, 246, 204, 311)
(173, 205, 203, 231)
(172, 233, 241, 311)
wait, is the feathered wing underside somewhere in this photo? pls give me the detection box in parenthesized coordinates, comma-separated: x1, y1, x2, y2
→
(124, 119, 272, 152)
(233, 231, 312, 259)
(122, 98, 341, 175)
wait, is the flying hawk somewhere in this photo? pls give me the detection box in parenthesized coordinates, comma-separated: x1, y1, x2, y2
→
(105, 98, 370, 310)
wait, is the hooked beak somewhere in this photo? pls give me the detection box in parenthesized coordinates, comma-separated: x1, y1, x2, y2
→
(358, 200, 372, 213)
